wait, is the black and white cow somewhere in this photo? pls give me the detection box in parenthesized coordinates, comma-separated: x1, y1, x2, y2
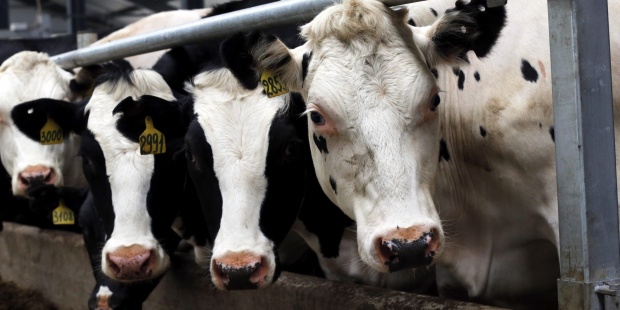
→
(11, 67, 209, 309)
(221, 0, 613, 308)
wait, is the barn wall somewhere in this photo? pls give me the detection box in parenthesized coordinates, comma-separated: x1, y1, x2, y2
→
(0, 223, 503, 310)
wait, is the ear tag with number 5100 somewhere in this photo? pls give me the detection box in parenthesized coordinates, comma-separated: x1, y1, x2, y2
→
(52, 200, 74, 225)
(40, 115, 63, 145)
(139, 116, 166, 155)
(261, 69, 289, 98)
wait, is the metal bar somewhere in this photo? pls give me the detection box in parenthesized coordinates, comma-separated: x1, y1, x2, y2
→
(548, 0, 620, 308)
(51, 0, 421, 69)
(181, 0, 203, 10)
(0, 0, 8, 29)
(66, 0, 86, 35)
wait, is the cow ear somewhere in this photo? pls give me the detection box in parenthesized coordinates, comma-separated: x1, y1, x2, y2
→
(71, 60, 134, 99)
(221, 31, 307, 92)
(11, 98, 85, 142)
(411, 0, 506, 66)
(113, 95, 190, 144)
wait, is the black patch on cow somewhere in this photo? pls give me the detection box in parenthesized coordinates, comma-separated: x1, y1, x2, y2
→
(113, 95, 190, 151)
(431, 68, 439, 79)
(297, 169, 354, 259)
(539, 123, 542, 128)
(549, 126, 555, 142)
(430, 8, 438, 16)
(480, 126, 487, 137)
(208, 0, 277, 17)
(408, 18, 416, 26)
(452, 67, 460, 76)
(474, 71, 480, 81)
(457, 70, 465, 90)
(434, 0, 507, 62)
(313, 134, 329, 154)
(11, 98, 88, 141)
(521, 59, 539, 83)
(329, 176, 337, 194)
(93, 64, 134, 89)
(302, 52, 312, 82)
(439, 139, 450, 162)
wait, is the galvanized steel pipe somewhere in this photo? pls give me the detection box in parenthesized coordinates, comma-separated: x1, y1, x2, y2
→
(51, 0, 421, 69)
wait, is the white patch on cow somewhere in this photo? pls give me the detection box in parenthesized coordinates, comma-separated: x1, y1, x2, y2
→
(189, 68, 283, 284)
(86, 69, 175, 278)
(96, 285, 113, 298)
(0, 51, 86, 196)
(293, 0, 444, 272)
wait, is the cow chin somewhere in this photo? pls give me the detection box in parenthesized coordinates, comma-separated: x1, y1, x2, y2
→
(101, 241, 170, 283)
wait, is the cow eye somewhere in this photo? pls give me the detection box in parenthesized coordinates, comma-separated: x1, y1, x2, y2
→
(430, 94, 441, 111)
(310, 111, 325, 125)
(184, 150, 196, 163)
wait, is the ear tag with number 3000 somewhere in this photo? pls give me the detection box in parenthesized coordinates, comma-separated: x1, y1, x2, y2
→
(52, 200, 74, 225)
(40, 115, 63, 145)
(261, 69, 289, 98)
(139, 116, 166, 155)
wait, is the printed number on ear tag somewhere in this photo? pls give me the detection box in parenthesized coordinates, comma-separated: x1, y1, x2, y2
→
(40, 115, 63, 145)
(139, 116, 166, 155)
(261, 69, 289, 98)
(52, 201, 74, 225)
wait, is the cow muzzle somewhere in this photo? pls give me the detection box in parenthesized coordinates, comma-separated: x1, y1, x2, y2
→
(375, 225, 441, 272)
(17, 165, 57, 193)
(211, 252, 270, 290)
(106, 245, 157, 281)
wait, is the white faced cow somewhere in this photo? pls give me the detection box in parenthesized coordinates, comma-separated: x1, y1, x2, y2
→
(224, 0, 618, 308)
(0, 52, 86, 198)
(12, 67, 209, 309)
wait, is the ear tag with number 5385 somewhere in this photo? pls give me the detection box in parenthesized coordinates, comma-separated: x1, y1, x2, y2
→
(40, 115, 63, 145)
(261, 69, 289, 98)
(52, 200, 74, 225)
(139, 116, 166, 155)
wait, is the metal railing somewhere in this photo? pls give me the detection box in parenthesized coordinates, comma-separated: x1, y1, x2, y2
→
(51, 0, 421, 69)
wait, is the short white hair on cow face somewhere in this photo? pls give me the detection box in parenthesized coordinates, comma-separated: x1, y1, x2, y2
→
(247, 0, 444, 273)
(85, 69, 176, 280)
(0, 51, 85, 196)
(188, 68, 284, 289)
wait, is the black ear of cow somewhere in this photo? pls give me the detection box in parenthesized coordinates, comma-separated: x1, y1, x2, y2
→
(11, 98, 82, 142)
(113, 95, 188, 144)
(432, 0, 506, 62)
(220, 32, 261, 90)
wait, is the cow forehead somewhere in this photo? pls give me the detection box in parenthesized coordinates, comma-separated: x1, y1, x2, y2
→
(85, 70, 174, 156)
(0, 53, 72, 108)
(190, 69, 285, 173)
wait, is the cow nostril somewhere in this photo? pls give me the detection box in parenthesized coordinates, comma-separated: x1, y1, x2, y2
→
(378, 238, 398, 265)
(212, 255, 267, 290)
(19, 175, 30, 187)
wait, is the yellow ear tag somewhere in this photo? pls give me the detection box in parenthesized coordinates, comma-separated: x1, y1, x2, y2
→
(139, 116, 166, 155)
(40, 115, 63, 145)
(260, 69, 289, 98)
(52, 200, 74, 225)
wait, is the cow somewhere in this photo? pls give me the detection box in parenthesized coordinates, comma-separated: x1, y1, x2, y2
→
(221, 0, 619, 308)
(11, 66, 210, 309)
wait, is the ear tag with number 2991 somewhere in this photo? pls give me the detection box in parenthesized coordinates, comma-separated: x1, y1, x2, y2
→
(261, 69, 289, 98)
(140, 116, 166, 155)
(40, 115, 63, 145)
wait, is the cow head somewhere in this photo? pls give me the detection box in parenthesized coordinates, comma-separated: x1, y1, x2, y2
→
(12, 68, 191, 282)
(0, 51, 87, 197)
(226, 0, 505, 273)
(183, 67, 308, 290)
